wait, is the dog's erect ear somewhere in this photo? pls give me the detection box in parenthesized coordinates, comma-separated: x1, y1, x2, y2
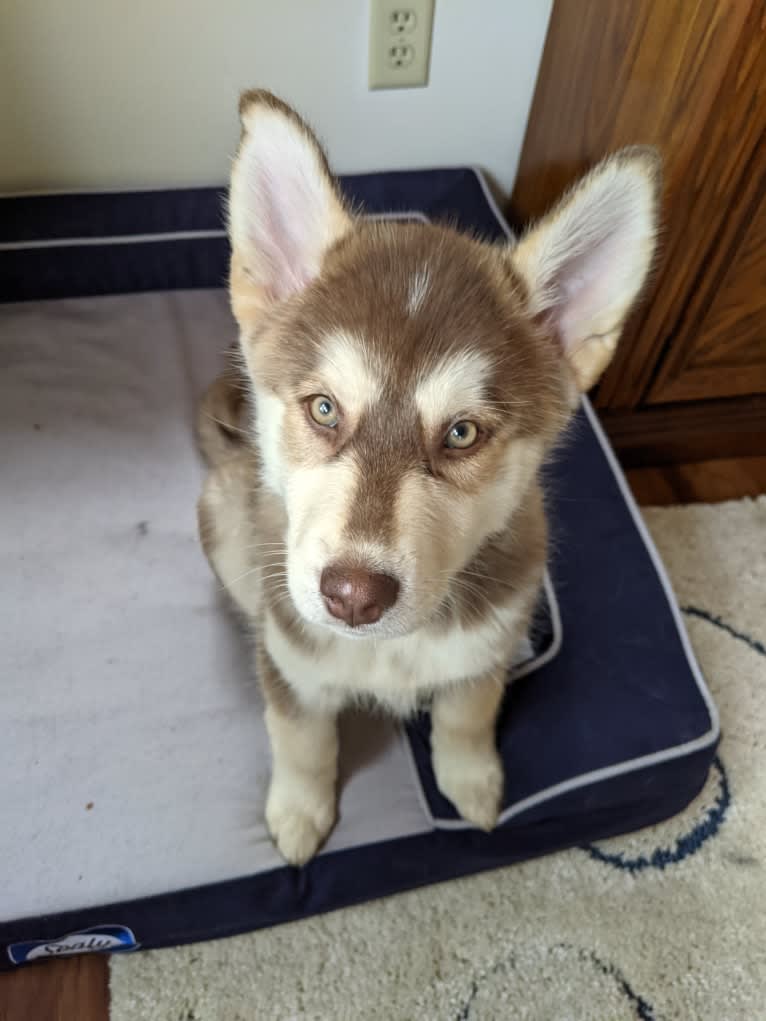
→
(510, 148, 660, 392)
(228, 90, 352, 326)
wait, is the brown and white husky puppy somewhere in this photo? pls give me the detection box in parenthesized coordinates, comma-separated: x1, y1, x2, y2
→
(197, 90, 659, 865)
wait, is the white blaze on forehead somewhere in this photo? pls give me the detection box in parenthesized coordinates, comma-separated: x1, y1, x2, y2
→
(407, 266, 430, 315)
(316, 332, 381, 416)
(415, 349, 493, 432)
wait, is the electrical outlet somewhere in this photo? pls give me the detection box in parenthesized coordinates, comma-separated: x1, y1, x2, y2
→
(369, 0, 435, 90)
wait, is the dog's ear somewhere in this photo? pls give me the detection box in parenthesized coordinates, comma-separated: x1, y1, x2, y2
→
(228, 90, 352, 327)
(510, 148, 660, 392)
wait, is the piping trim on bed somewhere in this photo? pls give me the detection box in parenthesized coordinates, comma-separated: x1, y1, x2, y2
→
(0, 211, 431, 252)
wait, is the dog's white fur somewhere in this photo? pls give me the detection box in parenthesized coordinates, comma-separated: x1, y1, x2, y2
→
(407, 266, 431, 315)
(415, 350, 494, 434)
(198, 91, 660, 864)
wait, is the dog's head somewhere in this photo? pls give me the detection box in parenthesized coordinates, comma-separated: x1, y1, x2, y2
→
(228, 91, 659, 638)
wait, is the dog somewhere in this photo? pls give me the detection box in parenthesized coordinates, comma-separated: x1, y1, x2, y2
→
(197, 90, 659, 865)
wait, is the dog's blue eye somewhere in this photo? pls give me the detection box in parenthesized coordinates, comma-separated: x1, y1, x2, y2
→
(308, 395, 339, 428)
(444, 420, 479, 450)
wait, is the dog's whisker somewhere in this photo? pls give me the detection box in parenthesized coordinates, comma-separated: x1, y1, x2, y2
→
(446, 575, 504, 618)
(266, 591, 297, 612)
(217, 564, 261, 590)
(203, 411, 248, 435)
(457, 568, 518, 592)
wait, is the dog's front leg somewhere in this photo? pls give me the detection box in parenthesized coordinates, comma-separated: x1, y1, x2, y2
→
(258, 648, 339, 866)
(431, 670, 505, 831)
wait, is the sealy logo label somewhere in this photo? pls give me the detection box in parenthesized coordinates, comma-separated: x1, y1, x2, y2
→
(7, 925, 138, 965)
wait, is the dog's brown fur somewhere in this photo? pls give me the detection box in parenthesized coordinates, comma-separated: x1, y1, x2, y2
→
(197, 91, 660, 864)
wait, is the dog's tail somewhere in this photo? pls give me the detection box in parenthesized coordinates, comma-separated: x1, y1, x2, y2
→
(196, 348, 250, 468)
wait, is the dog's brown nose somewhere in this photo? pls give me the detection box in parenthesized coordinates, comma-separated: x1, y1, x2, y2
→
(320, 566, 399, 627)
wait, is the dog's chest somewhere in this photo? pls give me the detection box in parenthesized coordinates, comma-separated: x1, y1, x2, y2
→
(263, 602, 522, 715)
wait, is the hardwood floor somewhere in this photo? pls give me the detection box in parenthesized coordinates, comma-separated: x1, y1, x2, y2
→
(0, 957, 108, 1021)
(2, 455, 764, 1021)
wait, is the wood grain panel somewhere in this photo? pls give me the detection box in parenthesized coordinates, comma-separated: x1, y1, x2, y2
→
(0, 957, 108, 1021)
(513, 0, 747, 217)
(510, 0, 755, 410)
(600, 396, 766, 467)
(648, 187, 766, 402)
(626, 456, 766, 506)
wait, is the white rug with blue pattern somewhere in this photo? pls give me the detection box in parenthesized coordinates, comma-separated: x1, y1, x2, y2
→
(110, 496, 766, 1021)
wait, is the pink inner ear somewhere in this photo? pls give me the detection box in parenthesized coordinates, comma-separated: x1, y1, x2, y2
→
(553, 223, 630, 352)
(251, 168, 310, 301)
(245, 162, 326, 303)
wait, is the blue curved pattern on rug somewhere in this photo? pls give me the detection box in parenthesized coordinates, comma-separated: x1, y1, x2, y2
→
(682, 605, 766, 658)
(582, 756, 729, 873)
(455, 944, 657, 1021)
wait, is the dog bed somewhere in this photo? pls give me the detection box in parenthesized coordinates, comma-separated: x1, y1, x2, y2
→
(0, 169, 718, 968)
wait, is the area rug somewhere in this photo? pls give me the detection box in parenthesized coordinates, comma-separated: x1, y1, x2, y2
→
(110, 496, 766, 1021)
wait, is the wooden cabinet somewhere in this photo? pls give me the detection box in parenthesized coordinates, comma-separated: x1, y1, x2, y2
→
(647, 194, 766, 405)
(511, 0, 766, 465)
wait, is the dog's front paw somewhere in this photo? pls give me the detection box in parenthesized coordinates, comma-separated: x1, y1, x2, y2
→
(433, 747, 503, 831)
(265, 783, 336, 866)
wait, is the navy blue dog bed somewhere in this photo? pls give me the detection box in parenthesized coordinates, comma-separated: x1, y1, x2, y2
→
(0, 169, 718, 968)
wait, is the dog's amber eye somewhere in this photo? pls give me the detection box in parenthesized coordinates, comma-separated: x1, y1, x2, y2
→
(308, 395, 339, 428)
(444, 420, 479, 450)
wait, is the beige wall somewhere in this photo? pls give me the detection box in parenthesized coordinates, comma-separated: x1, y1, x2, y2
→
(0, 0, 551, 194)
